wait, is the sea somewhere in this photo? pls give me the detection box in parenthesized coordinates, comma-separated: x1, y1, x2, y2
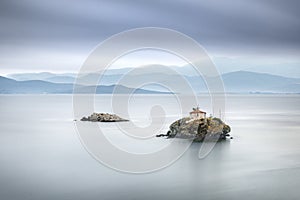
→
(0, 94, 299, 200)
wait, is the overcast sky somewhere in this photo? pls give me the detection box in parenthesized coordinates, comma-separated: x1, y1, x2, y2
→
(0, 0, 299, 76)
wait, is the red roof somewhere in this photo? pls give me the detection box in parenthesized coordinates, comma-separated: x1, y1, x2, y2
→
(190, 110, 206, 114)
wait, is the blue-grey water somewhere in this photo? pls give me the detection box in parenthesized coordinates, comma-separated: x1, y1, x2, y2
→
(0, 94, 300, 200)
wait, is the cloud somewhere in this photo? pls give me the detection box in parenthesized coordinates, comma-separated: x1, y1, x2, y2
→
(0, 0, 299, 74)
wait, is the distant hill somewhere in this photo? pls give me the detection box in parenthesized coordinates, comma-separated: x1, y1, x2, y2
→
(4, 68, 300, 93)
(44, 76, 76, 84)
(7, 72, 62, 81)
(222, 71, 300, 93)
(0, 76, 72, 93)
(0, 76, 169, 94)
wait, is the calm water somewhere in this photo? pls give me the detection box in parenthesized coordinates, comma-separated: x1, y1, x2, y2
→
(0, 94, 300, 200)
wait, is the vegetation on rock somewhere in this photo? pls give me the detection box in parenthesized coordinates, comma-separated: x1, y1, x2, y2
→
(157, 117, 231, 142)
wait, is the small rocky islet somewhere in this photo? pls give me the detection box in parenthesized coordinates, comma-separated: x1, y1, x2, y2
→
(81, 113, 129, 122)
(156, 116, 231, 142)
(156, 107, 231, 142)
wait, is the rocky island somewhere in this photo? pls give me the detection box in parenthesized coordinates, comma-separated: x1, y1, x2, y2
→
(81, 113, 129, 122)
(157, 107, 231, 142)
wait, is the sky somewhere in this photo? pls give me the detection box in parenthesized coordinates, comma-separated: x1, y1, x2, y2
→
(0, 0, 300, 77)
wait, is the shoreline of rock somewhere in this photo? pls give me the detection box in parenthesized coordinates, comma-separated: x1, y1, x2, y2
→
(81, 113, 129, 122)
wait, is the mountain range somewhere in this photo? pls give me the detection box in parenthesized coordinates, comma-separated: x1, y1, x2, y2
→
(2, 66, 300, 94)
(0, 76, 168, 94)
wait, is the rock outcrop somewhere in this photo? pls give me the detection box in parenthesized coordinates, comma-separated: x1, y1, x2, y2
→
(81, 113, 129, 122)
(157, 117, 231, 142)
